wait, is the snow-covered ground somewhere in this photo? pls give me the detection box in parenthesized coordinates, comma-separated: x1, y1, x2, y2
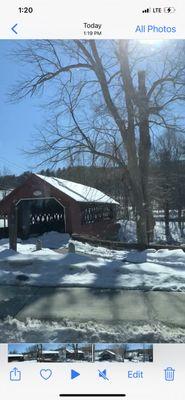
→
(0, 232, 184, 291)
(0, 231, 184, 343)
(1, 316, 185, 342)
(118, 220, 185, 243)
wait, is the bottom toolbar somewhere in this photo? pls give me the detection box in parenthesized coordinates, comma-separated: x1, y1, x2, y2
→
(0, 343, 185, 399)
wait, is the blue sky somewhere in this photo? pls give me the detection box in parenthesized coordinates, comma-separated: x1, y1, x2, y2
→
(0, 40, 45, 175)
(95, 343, 152, 351)
(8, 343, 64, 353)
(8, 343, 91, 353)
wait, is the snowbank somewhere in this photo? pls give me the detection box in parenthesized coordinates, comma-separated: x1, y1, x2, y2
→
(0, 235, 184, 291)
(1, 316, 185, 342)
(23, 231, 70, 249)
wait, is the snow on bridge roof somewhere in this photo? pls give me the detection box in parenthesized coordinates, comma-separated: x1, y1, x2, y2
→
(36, 174, 119, 204)
(42, 350, 59, 354)
(0, 189, 13, 201)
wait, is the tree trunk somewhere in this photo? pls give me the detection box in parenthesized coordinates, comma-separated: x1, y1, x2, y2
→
(125, 148, 148, 246)
(136, 210, 148, 248)
(116, 42, 153, 246)
(123, 70, 153, 246)
(138, 70, 154, 244)
(164, 201, 171, 242)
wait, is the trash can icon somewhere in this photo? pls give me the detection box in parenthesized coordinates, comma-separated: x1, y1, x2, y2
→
(164, 367, 175, 381)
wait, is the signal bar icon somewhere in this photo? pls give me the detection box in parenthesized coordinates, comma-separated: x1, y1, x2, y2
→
(142, 8, 151, 13)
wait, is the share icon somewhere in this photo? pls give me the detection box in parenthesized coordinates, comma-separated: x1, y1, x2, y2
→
(98, 369, 109, 381)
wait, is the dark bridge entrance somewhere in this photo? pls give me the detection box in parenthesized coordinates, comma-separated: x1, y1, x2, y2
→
(17, 197, 66, 239)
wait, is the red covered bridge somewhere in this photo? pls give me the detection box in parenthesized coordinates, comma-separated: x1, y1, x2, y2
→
(0, 173, 119, 240)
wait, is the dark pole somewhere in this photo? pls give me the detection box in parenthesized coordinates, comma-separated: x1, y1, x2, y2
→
(8, 205, 17, 251)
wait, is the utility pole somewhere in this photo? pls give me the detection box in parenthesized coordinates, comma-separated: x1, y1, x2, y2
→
(8, 205, 17, 251)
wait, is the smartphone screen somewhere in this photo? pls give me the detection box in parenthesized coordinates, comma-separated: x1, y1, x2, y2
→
(0, 1, 184, 398)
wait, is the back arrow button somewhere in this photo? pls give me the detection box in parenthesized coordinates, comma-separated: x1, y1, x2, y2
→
(11, 24, 18, 34)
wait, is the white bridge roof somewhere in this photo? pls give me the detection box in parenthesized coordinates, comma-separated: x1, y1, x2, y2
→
(36, 174, 119, 204)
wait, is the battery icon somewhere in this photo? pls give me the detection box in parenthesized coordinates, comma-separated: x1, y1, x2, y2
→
(164, 367, 175, 381)
(164, 7, 176, 13)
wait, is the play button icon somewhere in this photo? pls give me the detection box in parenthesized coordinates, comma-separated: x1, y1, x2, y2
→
(71, 369, 80, 380)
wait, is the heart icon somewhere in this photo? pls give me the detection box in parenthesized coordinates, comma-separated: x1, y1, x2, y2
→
(40, 369, 52, 380)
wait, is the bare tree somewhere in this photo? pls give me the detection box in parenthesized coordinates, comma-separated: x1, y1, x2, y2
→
(10, 39, 185, 245)
(152, 128, 185, 241)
